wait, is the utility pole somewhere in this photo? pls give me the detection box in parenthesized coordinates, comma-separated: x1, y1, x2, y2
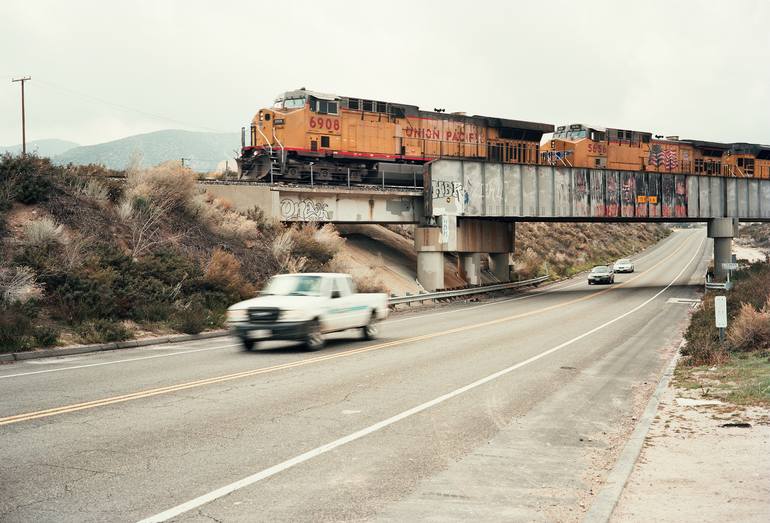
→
(181, 157, 191, 168)
(11, 76, 31, 155)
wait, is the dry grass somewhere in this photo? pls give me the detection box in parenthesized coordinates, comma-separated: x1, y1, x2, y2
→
(126, 161, 197, 210)
(728, 299, 770, 353)
(0, 266, 42, 305)
(22, 217, 66, 247)
(79, 178, 109, 202)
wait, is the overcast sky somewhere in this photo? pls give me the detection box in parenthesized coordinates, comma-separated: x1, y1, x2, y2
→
(1, 0, 768, 146)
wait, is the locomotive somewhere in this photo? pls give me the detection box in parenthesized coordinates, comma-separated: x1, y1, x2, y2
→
(540, 123, 770, 179)
(238, 88, 770, 184)
(237, 88, 552, 184)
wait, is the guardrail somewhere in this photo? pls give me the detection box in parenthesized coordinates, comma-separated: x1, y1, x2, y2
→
(704, 272, 733, 292)
(388, 275, 550, 306)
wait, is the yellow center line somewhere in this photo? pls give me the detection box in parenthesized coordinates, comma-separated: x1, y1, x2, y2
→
(0, 234, 698, 427)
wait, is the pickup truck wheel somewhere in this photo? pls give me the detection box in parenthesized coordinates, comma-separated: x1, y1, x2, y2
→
(241, 339, 256, 351)
(361, 312, 378, 340)
(304, 320, 325, 351)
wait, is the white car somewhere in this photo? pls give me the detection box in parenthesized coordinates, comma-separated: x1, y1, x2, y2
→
(226, 273, 389, 351)
(613, 258, 634, 273)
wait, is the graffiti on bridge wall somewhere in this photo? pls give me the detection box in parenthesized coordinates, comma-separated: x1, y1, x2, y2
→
(280, 198, 331, 221)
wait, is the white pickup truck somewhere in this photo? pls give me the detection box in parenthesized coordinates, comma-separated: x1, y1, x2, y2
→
(226, 273, 389, 351)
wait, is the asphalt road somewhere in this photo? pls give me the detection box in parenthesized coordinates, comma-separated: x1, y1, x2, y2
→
(0, 228, 711, 522)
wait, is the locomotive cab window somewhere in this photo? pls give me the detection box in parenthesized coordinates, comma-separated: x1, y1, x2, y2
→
(314, 100, 338, 115)
(283, 98, 306, 109)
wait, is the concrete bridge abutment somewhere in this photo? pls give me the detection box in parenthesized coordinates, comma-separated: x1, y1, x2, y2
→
(414, 218, 515, 291)
(707, 217, 739, 280)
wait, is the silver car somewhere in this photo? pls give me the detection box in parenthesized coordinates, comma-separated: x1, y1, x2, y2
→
(613, 258, 634, 273)
(588, 265, 615, 285)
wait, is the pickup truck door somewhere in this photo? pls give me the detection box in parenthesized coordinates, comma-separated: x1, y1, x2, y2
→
(328, 276, 365, 331)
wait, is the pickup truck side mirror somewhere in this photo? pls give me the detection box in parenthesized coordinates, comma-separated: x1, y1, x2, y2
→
(331, 290, 342, 299)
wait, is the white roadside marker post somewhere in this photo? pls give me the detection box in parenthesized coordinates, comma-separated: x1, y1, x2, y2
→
(714, 295, 727, 344)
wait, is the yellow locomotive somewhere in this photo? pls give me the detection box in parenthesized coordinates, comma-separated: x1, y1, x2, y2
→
(238, 88, 553, 183)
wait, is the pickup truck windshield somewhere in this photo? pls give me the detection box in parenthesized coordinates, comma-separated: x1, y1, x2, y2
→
(264, 275, 322, 296)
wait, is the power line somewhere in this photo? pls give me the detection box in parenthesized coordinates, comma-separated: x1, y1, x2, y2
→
(34, 78, 227, 133)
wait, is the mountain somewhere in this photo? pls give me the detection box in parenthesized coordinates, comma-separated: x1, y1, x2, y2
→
(53, 130, 240, 172)
(1, 139, 80, 157)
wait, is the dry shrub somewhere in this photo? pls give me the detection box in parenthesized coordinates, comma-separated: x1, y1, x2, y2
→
(126, 161, 197, 210)
(352, 269, 387, 293)
(271, 230, 307, 273)
(728, 299, 770, 352)
(0, 266, 42, 305)
(288, 223, 344, 272)
(80, 178, 109, 202)
(189, 192, 259, 241)
(23, 217, 66, 247)
(513, 247, 543, 279)
(205, 249, 256, 299)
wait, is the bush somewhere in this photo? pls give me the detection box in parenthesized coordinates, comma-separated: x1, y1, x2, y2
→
(0, 266, 42, 305)
(46, 269, 117, 322)
(172, 298, 208, 334)
(0, 301, 40, 352)
(727, 300, 770, 353)
(0, 154, 59, 205)
(34, 325, 59, 347)
(126, 161, 197, 210)
(205, 249, 256, 300)
(76, 319, 131, 344)
(289, 223, 343, 272)
(22, 217, 66, 247)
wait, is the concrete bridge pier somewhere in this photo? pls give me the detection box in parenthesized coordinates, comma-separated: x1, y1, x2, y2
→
(707, 217, 739, 280)
(489, 253, 512, 282)
(460, 253, 482, 285)
(417, 252, 445, 293)
(415, 218, 515, 291)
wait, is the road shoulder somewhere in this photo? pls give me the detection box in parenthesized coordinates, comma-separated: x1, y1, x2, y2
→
(610, 374, 770, 522)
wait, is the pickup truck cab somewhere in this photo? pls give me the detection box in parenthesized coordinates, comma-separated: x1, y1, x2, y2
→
(226, 273, 389, 351)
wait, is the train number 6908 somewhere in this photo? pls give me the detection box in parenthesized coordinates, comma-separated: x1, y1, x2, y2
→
(309, 116, 340, 131)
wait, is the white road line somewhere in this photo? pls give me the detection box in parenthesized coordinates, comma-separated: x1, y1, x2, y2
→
(0, 343, 240, 380)
(138, 236, 706, 523)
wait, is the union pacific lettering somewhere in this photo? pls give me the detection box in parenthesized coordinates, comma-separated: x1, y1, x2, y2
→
(404, 126, 480, 143)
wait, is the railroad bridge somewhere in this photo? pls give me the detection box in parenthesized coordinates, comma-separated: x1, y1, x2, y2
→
(203, 160, 770, 290)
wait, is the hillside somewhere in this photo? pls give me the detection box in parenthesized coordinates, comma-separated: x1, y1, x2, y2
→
(53, 129, 239, 172)
(1, 139, 79, 157)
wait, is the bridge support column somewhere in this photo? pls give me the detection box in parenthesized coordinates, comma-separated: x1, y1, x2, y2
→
(417, 252, 444, 292)
(460, 253, 482, 285)
(707, 218, 739, 280)
(489, 253, 512, 282)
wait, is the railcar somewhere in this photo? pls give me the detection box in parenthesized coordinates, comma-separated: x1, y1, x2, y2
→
(238, 88, 553, 184)
(541, 123, 770, 179)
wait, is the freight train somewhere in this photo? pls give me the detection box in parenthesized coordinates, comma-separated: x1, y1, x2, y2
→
(238, 88, 770, 184)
